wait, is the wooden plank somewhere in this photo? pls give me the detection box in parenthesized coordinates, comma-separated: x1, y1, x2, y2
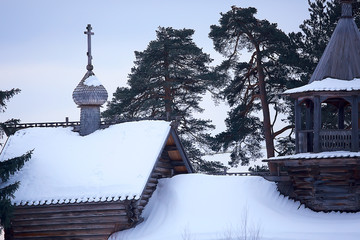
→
(12, 209, 128, 221)
(166, 135, 175, 145)
(262, 176, 290, 182)
(174, 166, 187, 173)
(11, 235, 108, 240)
(12, 216, 129, 227)
(156, 161, 173, 169)
(14, 228, 115, 238)
(167, 150, 182, 161)
(13, 223, 116, 233)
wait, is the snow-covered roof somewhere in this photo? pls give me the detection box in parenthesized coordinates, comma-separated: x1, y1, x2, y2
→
(265, 151, 360, 161)
(0, 120, 171, 206)
(284, 78, 360, 95)
(109, 174, 360, 240)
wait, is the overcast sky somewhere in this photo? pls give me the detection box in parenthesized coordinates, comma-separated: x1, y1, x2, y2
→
(0, 0, 310, 132)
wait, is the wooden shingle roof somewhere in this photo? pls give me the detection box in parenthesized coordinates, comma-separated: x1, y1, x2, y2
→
(310, 2, 360, 83)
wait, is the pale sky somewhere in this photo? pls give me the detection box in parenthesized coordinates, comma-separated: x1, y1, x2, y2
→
(0, 0, 310, 132)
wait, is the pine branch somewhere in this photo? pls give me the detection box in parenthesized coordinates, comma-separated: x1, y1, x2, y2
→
(273, 125, 294, 138)
(0, 150, 33, 182)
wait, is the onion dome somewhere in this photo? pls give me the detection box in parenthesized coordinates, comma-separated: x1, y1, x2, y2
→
(72, 24, 108, 106)
(73, 71, 108, 106)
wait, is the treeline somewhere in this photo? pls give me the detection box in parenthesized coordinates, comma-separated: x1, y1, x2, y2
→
(103, 0, 359, 172)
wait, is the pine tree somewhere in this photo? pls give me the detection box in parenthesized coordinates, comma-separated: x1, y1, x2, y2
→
(0, 89, 32, 231)
(209, 6, 297, 166)
(103, 27, 225, 172)
(289, 0, 360, 84)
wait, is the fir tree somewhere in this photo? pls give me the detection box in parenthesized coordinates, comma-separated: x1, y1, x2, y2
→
(0, 89, 32, 231)
(103, 27, 225, 172)
(209, 6, 297, 166)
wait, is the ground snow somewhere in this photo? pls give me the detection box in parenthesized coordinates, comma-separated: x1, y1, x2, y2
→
(0, 120, 171, 205)
(284, 77, 360, 94)
(109, 174, 360, 240)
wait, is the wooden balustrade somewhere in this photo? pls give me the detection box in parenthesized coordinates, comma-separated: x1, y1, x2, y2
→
(320, 130, 352, 151)
(298, 129, 358, 152)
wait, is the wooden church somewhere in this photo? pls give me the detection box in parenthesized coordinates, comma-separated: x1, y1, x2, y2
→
(265, 0, 360, 212)
(1, 25, 193, 240)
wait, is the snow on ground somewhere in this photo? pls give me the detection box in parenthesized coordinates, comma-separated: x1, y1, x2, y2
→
(0, 120, 171, 205)
(284, 77, 360, 94)
(109, 174, 360, 240)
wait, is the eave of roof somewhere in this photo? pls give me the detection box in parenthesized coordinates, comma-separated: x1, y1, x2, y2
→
(263, 151, 360, 162)
(283, 78, 360, 95)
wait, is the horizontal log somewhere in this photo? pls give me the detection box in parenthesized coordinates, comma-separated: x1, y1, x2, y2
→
(174, 166, 187, 173)
(145, 182, 157, 189)
(12, 209, 128, 221)
(153, 167, 172, 176)
(159, 157, 171, 163)
(156, 161, 172, 169)
(142, 188, 156, 196)
(11, 235, 109, 240)
(263, 176, 290, 182)
(12, 215, 130, 227)
(140, 193, 153, 200)
(13, 222, 116, 233)
(139, 200, 148, 206)
(14, 201, 128, 215)
(13, 228, 115, 238)
(147, 177, 158, 184)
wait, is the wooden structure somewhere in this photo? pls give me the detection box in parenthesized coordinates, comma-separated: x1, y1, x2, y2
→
(265, 1, 360, 212)
(72, 24, 108, 136)
(3, 123, 192, 240)
(1, 24, 193, 240)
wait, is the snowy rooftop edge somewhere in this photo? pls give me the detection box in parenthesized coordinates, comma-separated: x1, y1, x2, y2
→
(265, 151, 360, 161)
(284, 78, 360, 94)
(0, 120, 171, 206)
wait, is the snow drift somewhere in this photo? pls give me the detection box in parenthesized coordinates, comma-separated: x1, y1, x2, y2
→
(110, 174, 360, 240)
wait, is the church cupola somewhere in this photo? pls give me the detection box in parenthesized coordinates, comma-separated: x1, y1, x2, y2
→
(73, 24, 108, 136)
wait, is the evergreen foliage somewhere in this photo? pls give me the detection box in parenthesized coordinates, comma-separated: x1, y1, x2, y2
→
(209, 6, 297, 166)
(0, 89, 32, 231)
(103, 27, 225, 172)
(0, 89, 20, 112)
(0, 151, 33, 229)
(289, 0, 360, 85)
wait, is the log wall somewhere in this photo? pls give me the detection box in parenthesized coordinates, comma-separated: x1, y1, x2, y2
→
(7, 128, 192, 239)
(10, 201, 137, 240)
(268, 157, 360, 212)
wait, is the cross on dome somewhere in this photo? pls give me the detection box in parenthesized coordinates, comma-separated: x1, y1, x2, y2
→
(84, 24, 94, 71)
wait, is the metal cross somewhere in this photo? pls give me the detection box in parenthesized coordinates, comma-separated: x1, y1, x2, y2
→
(84, 24, 94, 71)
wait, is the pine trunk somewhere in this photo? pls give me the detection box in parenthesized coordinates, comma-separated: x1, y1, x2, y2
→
(256, 47, 275, 158)
(163, 50, 172, 121)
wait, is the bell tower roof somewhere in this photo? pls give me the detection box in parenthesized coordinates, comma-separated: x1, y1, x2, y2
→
(309, 1, 360, 83)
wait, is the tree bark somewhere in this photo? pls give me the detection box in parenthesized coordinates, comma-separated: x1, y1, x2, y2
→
(163, 50, 172, 121)
(256, 46, 275, 158)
